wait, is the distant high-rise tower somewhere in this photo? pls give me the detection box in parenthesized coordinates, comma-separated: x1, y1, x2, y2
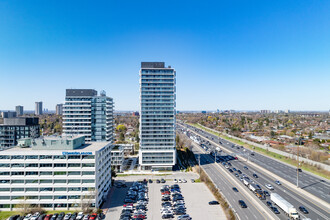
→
(139, 62, 176, 170)
(35, 102, 43, 115)
(56, 104, 63, 115)
(63, 89, 114, 142)
(15, 105, 24, 116)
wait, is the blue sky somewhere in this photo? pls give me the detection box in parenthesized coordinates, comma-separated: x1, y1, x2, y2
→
(0, 0, 329, 111)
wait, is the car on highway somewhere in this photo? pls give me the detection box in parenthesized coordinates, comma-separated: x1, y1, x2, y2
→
(228, 169, 233, 173)
(266, 201, 272, 207)
(235, 173, 239, 177)
(275, 180, 281, 185)
(253, 173, 258, 178)
(299, 206, 309, 214)
(264, 191, 270, 196)
(232, 187, 239, 192)
(243, 166, 248, 170)
(271, 206, 280, 214)
(238, 200, 247, 208)
(237, 170, 242, 174)
(265, 184, 274, 190)
(208, 200, 219, 205)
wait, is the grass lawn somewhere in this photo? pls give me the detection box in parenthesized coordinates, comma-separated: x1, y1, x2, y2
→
(188, 123, 330, 180)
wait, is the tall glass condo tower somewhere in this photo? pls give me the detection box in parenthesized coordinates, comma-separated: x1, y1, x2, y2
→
(139, 62, 176, 170)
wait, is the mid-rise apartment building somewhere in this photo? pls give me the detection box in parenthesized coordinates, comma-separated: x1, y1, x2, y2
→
(35, 102, 43, 115)
(15, 106, 24, 116)
(0, 135, 112, 211)
(139, 62, 176, 170)
(56, 104, 63, 115)
(62, 89, 114, 142)
(110, 145, 124, 172)
(0, 117, 40, 149)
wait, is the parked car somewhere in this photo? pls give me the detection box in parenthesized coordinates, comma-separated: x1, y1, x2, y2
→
(208, 200, 219, 205)
(50, 214, 58, 220)
(24, 214, 32, 220)
(64, 213, 72, 220)
(76, 212, 84, 220)
(9, 215, 20, 220)
(83, 214, 90, 220)
(37, 214, 46, 220)
(89, 213, 98, 220)
(156, 179, 160, 183)
(177, 214, 192, 220)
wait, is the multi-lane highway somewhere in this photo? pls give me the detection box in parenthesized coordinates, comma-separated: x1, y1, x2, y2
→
(178, 123, 330, 220)
(178, 128, 277, 220)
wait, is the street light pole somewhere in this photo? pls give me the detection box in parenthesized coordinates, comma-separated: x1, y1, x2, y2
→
(297, 138, 300, 188)
(214, 151, 217, 163)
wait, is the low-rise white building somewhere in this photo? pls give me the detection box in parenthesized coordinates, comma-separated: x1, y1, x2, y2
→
(117, 144, 134, 156)
(0, 135, 112, 211)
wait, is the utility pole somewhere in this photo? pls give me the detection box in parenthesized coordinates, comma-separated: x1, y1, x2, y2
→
(214, 150, 217, 163)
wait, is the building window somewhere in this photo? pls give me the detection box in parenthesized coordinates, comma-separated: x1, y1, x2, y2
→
(40, 171, 52, 176)
(82, 179, 95, 183)
(40, 179, 52, 184)
(0, 164, 10, 167)
(68, 187, 81, 192)
(54, 171, 66, 176)
(0, 156, 10, 159)
(54, 188, 66, 192)
(82, 155, 95, 159)
(25, 155, 38, 160)
(82, 163, 94, 167)
(26, 196, 38, 200)
(12, 172, 24, 176)
(40, 196, 52, 200)
(25, 188, 38, 192)
(26, 171, 38, 176)
(54, 163, 66, 167)
(40, 155, 52, 160)
(68, 171, 80, 175)
(68, 155, 81, 160)
(54, 155, 66, 160)
(82, 171, 94, 175)
(40, 187, 53, 192)
(25, 180, 38, 184)
(0, 196, 10, 200)
(0, 172, 10, 176)
(40, 163, 52, 167)
(11, 155, 24, 160)
(68, 163, 80, 167)
(11, 188, 24, 192)
(25, 163, 38, 168)
(54, 180, 66, 184)
(68, 179, 81, 184)
(11, 180, 24, 184)
(54, 195, 67, 199)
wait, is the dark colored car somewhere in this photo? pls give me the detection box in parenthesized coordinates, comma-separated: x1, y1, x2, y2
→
(57, 212, 65, 220)
(148, 179, 153, 183)
(209, 200, 219, 205)
(264, 191, 270, 196)
(162, 213, 174, 219)
(174, 209, 186, 215)
(232, 187, 239, 192)
(239, 200, 247, 208)
(156, 179, 160, 183)
(70, 213, 77, 220)
(9, 215, 20, 220)
(228, 169, 233, 173)
(244, 166, 248, 170)
(50, 214, 58, 220)
(161, 178, 166, 183)
(271, 206, 280, 214)
(297, 168, 302, 172)
(266, 201, 272, 207)
(253, 173, 258, 178)
(237, 170, 242, 174)
(299, 206, 309, 214)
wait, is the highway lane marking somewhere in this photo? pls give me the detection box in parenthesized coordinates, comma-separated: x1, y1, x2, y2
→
(186, 124, 330, 215)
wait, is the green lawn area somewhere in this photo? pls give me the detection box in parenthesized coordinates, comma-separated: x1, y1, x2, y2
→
(0, 210, 79, 219)
(188, 123, 330, 180)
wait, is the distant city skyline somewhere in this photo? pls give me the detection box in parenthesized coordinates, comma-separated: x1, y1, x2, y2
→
(1, 1, 329, 111)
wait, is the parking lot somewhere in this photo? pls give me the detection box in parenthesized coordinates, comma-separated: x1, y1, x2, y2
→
(104, 172, 226, 220)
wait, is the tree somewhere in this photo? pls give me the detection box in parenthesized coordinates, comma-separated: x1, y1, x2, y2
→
(116, 124, 127, 133)
(119, 132, 125, 141)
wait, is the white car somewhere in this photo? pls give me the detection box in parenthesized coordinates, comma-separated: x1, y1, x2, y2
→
(182, 179, 187, 183)
(275, 180, 281, 185)
(161, 210, 173, 215)
(76, 212, 84, 220)
(23, 214, 32, 220)
(30, 212, 40, 220)
(178, 214, 192, 220)
(178, 179, 182, 183)
(265, 184, 274, 190)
